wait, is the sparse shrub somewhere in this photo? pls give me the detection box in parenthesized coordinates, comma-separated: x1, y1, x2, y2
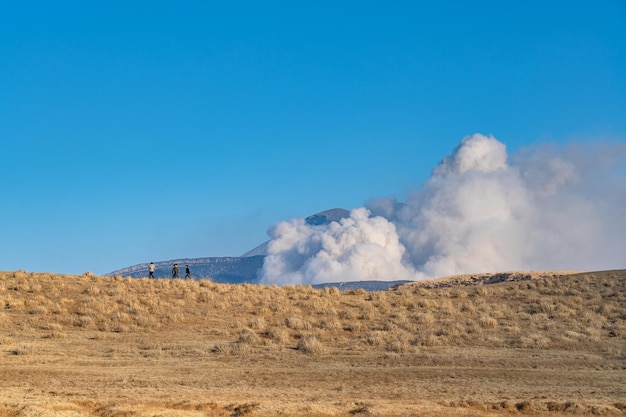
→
(111, 324, 129, 333)
(474, 286, 492, 297)
(317, 317, 341, 331)
(75, 315, 95, 329)
(382, 320, 398, 332)
(386, 338, 410, 354)
(395, 290, 417, 307)
(230, 342, 252, 356)
(365, 331, 385, 346)
(415, 287, 431, 296)
(238, 329, 260, 345)
(83, 285, 101, 295)
(164, 312, 186, 324)
(448, 289, 468, 299)
(251, 306, 270, 316)
(12, 280, 31, 293)
(546, 401, 582, 412)
(231, 319, 245, 330)
(520, 333, 550, 348)
(343, 321, 362, 332)
(346, 288, 367, 296)
(503, 324, 521, 335)
(213, 342, 251, 356)
(12, 270, 29, 279)
(337, 310, 353, 320)
(416, 298, 437, 309)
(38, 322, 62, 331)
(540, 299, 556, 315)
(248, 317, 265, 329)
(464, 320, 480, 335)
(122, 300, 146, 316)
(28, 303, 49, 316)
(261, 326, 286, 344)
(322, 286, 340, 296)
(597, 302, 616, 316)
(75, 300, 96, 316)
(582, 326, 602, 342)
(196, 289, 213, 303)
(357, 310, 374, 321)
(297, 336, 324, 355)
(564, 330, 585, 340)
(478, 315, 498, 329)
(45, 330, 67, 339)
(296, 298, 327, 312)
(442, 322, 464, 339)
(530, 312, 549, 323)
(4, 295, 25, 311)
(135, 315, 158, 329)
(285, 316, 311, 330)
(415, 311, 435, 326)
(348, 402, 372, 415)
(412, 332, 441, 347)
(268, 300, 286, 313)
(460, 301, 477, 314)
(12, 344, 34, 355)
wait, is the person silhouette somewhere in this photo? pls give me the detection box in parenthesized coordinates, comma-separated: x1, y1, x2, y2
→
(172, 263, 179, 278)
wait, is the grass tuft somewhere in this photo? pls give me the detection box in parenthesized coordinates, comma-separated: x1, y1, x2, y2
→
(297, 336, 325, 355)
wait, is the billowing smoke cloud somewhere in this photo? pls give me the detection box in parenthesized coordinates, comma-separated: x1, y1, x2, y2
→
(260, 134, 626, 285)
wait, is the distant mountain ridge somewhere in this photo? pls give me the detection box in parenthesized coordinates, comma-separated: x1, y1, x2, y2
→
(105, 208, 413, 289)
(106, 256, 265, 283)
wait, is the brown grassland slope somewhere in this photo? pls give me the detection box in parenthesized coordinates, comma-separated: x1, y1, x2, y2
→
(0, 269, 624, 416)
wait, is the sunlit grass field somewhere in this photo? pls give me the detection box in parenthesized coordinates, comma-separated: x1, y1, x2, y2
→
(0, 269, 624, 416)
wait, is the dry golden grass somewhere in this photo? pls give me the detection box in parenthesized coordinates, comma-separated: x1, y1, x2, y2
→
(0, 269, 625, 416)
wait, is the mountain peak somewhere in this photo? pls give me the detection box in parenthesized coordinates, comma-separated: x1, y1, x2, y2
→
(305, 208, 350, 226)
(241, 208, 350, 257)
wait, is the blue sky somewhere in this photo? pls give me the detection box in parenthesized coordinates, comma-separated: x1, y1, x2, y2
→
(1, 1, 625, 275)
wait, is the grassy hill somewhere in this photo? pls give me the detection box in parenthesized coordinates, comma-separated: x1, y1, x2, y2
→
(0, 269, 624, 416)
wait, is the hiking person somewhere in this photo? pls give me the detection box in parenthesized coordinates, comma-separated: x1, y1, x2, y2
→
(185, 264, 190, 279)
(149, 262, 155, 279)
(172, 263, 179, 278)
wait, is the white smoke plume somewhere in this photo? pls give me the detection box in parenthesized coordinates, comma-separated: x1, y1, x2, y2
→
(260, 134, 626, 285)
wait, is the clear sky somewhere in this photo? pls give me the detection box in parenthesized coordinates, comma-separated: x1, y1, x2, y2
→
(1, 1, 625, 275)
